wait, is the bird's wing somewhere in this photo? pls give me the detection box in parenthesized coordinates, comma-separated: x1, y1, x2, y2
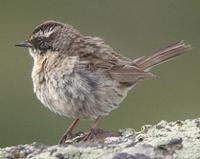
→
(70, 36, 153, 82)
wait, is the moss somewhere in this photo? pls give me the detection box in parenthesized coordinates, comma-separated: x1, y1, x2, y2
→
(1, 118, 200, 159)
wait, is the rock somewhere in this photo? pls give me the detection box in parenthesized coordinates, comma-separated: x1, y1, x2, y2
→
(1, 118, 200, 159)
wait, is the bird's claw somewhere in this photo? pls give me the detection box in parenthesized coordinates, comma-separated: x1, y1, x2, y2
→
(58, 131, 73, 144)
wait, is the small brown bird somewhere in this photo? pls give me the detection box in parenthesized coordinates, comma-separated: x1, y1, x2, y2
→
(15, 20, 190, 144)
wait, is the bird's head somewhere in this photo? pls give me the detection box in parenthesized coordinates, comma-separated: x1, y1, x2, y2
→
(15, 20, 80, 58)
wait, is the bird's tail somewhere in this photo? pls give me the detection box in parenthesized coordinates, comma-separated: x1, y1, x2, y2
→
(133, 41, 191, 70)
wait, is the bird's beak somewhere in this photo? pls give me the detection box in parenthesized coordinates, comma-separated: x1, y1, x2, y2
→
(15, 40, 33, 48)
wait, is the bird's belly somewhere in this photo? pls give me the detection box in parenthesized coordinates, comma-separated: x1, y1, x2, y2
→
(32, 70, 131, 119)
(32, 74, 83, 118)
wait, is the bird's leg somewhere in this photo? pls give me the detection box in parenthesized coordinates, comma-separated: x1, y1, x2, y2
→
(59, 118, 80, 144)
(83, 116, 100, 141)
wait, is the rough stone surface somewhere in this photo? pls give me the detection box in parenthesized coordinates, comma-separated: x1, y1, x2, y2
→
(1, 118, 200, 159)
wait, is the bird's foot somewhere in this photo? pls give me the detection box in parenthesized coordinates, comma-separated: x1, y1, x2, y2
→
(82, 128, 121, 142)
(59, 128, 121, 144)
(58, 131, 74, 145)
(83, 128, 96, 141)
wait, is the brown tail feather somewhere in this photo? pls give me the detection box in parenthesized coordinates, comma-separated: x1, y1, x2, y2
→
(134, 41, 191, 70)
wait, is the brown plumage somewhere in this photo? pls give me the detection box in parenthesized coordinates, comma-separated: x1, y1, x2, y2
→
(134, 41, 190, 70)
(15, 20, 191, 144)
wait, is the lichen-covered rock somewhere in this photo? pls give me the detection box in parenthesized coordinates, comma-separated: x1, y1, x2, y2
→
(1, 118, 200, 159)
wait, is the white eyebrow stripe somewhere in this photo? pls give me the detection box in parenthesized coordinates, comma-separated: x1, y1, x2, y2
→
(33, 27, 55, 38)
(44, 29, 54, 37)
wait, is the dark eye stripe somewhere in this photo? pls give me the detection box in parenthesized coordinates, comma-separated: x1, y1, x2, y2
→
(31, 37, 43, 45)
(31, 37, 51, 51)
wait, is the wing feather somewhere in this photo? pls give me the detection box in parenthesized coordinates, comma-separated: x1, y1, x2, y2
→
(70, 36, 153, 82)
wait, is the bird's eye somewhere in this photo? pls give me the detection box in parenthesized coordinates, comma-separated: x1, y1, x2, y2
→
(35, 37, 43, 44)
(31, 37, 51, 52)
(31, 37, 42, 46)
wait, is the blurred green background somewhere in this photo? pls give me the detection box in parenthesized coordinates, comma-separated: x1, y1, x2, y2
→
(0, 0, 199, 147)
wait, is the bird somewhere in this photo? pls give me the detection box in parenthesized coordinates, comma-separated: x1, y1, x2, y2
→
(15, 20, 191, 144)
